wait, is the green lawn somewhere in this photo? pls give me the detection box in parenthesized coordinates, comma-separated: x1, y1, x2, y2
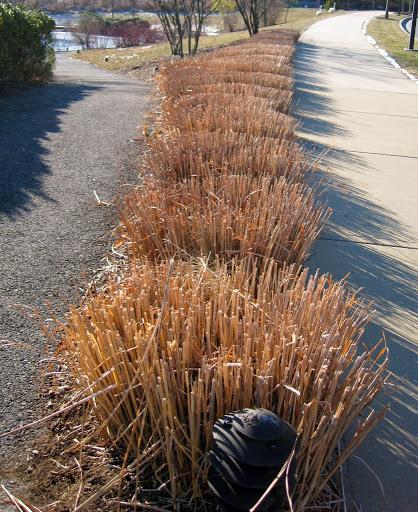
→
(72, 8, 343, 74)
(367, 14, 418, 77)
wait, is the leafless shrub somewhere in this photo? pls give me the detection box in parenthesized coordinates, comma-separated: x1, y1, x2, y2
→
(234, 0, 276, 34)
(145, 0, 221, 57)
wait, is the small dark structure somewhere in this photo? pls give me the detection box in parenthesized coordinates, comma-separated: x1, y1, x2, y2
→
(209, 409, 297, 511)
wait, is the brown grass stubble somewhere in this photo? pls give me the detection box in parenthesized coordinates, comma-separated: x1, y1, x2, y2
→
(62, 31, 388, 511)
(145, 130, 306, 183)
(144, 38, 304, 187)
(63, 259, 387, 510)
(124, 33, 322, 267)
(119, 173, 329, 267)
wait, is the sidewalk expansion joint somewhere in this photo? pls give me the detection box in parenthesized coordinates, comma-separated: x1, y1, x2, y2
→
(336, 109, 418, 119)
(319, 237, 418, 250)
(348, 150, 418, 159)
(342, 87, 418, 96)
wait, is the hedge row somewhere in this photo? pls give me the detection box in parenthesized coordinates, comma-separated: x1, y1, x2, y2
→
(0, 2, 55, 88)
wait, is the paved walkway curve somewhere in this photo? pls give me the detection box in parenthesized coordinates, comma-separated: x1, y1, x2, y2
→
(404, 16, 418, 39)
(0, 55, 150, 472)
(295, 12, 418, 512)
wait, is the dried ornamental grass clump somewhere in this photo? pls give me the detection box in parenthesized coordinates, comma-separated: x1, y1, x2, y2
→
(63, 259, 387, 511)
(177, 56, 294, 78)
(208, 56, 293, 74)
(156, 37, 295, 101)
(158, 94, 297, 140)
(118, 174, 330, 266)
(213, 44, 294, 59)
(146, 131, 307, 183)
(158, 68, 294, 98)
(170, 83, 293, 113)
(244, 29, 299, 44)
(143, 31, 304, 192)
(162, 92, 291, 125)
(49, 29, 388, 512)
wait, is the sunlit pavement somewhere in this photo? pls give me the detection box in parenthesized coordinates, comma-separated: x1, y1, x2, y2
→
(295, 11, 418, 511)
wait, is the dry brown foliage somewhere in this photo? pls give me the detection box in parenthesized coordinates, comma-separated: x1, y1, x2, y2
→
(172, 56, 294, 77)
(212, 44, 294, 58)
(170, 83, 293, 113)
(158, 68, 294, 97)
(146, 131, 307, 183)
(63, 258, 387, 511)
(56, 29, 388, 512)
(119, 174, 329, 266)
(160, 96, 296, 139)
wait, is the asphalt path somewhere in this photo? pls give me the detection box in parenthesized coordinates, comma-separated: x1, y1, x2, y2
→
(0, 54, 150, 469)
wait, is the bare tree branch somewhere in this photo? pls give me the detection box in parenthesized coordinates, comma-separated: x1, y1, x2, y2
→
(146, 0, 221, 57)
(234, 0, 278, 34)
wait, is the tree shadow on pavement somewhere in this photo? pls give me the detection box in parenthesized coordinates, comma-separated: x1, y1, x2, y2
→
(294, 39, 418, 510)
(293, 41, 417, 322)
(0, 81, 100, 217)
(293, 42, 351, 138)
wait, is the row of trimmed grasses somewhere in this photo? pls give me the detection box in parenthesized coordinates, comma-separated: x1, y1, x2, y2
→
(61, 31, 387, 511)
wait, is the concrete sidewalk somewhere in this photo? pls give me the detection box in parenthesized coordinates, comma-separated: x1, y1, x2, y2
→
(294, 12, 418, 512)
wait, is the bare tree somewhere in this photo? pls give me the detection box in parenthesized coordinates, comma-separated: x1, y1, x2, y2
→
(384, 0, 389, 18)
(218, 0, 236, 32)
(147, 0, 220, 57)
(234, 0, 273, 34)
(128, 0, 136, 15)
(71, 12, 100, 49)
(187, 0, 220, 54)
(147, 0, 187, 56)
(263, 0, 284, 26)
(110, 0, 116, 18)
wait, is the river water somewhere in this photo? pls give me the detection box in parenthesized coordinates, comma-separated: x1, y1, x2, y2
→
(50, 10, 220, 51)
(51, 10, 144, 51)
(52, 31, 117, 51)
